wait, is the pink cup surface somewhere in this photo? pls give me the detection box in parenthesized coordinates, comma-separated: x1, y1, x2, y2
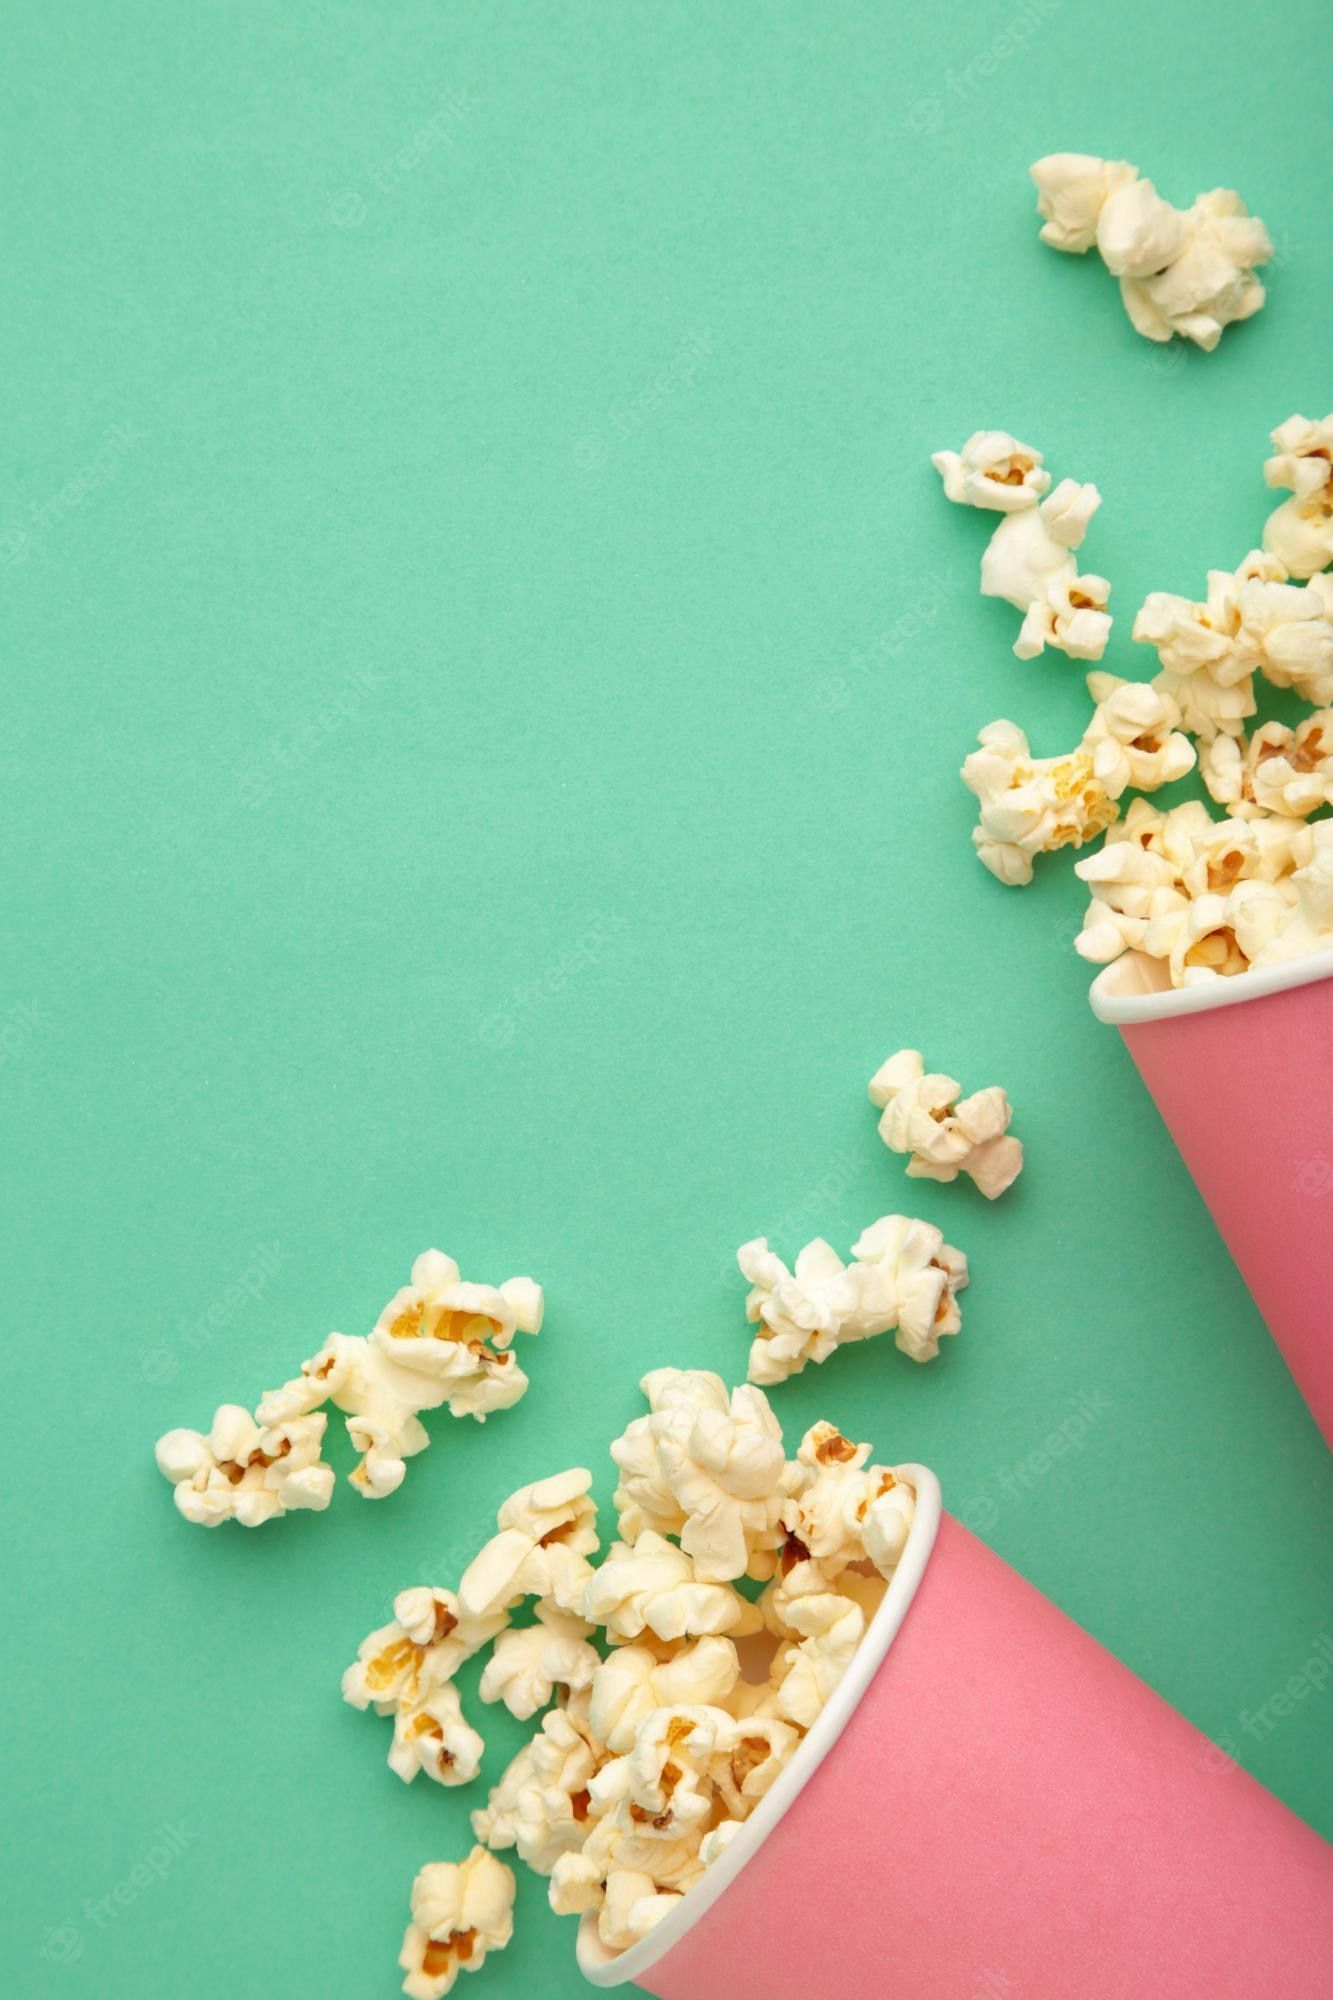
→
(607, 1514, 1333, 2000)
(1091, 950, 1333, 1445)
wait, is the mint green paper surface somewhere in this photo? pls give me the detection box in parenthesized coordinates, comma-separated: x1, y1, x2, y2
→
(4, 4, 1331, 1996)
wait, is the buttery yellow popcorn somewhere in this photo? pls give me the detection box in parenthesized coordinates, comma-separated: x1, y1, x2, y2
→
(962, 720, 1118, 886)
(1263, 414, 1333, 579)
(398, 1848, 515, 2000)
(1200, 713, 1333, 821)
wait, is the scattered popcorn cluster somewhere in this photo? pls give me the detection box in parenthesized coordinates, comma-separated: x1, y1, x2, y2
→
(932, 431, 1113, 661)
(1029, 153, 1272, 350)
(154, 1249, 542, 1524)
(868, 1049, 1023, 1200)
(738, 1215, 967, 1383)
(939, 415, 1333, 984)
(345, 1372, 919, 1991)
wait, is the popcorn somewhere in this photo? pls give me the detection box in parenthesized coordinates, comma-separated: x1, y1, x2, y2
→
(868, 1048, 1024, 1200)
(1082, 674, 1196, 799)
(588, 1636, 741, 1754)
(740, 1215, 968, 1383)
(610, 1369, 788, 1583)
(154, 1407, 334, 1528)
(398, 1848, 515, 2000)
(1200, 714, 1333, 820)
(1263, 414, 1333, 578)
(931, 430, 1051, 513)
(343, 1587, 500, 1786)
(157, 1248, 542, 1523)
(479, 1605, 601, 1721)
(933, 434, 1113, 662)
(1134, 552, 1333, 739)
(459, 1469, 599, 1623)
(342, 1370, 927, 1972)
(962, 720, 1118, 886)
(1254, 823, 1333, 965)
(581, 1532, 761, 1645)
(472, 1707, 600, 1872)
(1029, 155, 1271, 349)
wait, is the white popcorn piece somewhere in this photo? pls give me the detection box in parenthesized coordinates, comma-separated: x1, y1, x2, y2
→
(588, 1636, 741, 1755)
(1263, 414, 1333, 578)
(711, 1714, 802, 1817)
(458, 1469, 599, 1623)
(154, 1407, 334, 1528)
(740, 1215, 967, 1383)
(613, 1369, 788, 1584)
(962, 720, 1118, 886)
(343, 1587, 505, 1714)
(1254, 823, 1333, 965)
(1200, 714, 1333, 820)
(479, 1603, 601, 1722)
(980, 483, 1112, 662)
(931, 430, 1051, 513)
(398, 1847, 515, 2000)
(1242, 571, 1333, 707)
(1082, 673, 1196, 799)
(1030, 156, 1271, 350)
(852, 1215, 969, 1362)
(548, 1849, 605, 1917)
(1154, 880, 1291, 986)
(388, 1681, 486, 1788)
(781, 1422, 914, 1576)
(597, 1871, 682, 1953)
(700, 1820, 743, 1870)
(868, 1048, 1024, 1200)
(471, 1707, 600, 1873)
(625, 1703, 736, 1835)
(771, 1588, 866, 1729)
(1030, 152, 1139, 253)
(371, 1247, 543, 1420)
(581, 1532, 761, 1645)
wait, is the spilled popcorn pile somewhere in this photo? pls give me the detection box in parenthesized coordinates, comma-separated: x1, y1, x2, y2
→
(342, 1370, 917, 1992)
(1029, 152, 1272, 350)
(936, 416, 1333, 985)
(154, 1249, 542, 1523)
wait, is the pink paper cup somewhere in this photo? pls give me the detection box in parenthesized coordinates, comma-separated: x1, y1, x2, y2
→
(1090, 945, 1333, 1446)
(578, 1470, 1333, 1999)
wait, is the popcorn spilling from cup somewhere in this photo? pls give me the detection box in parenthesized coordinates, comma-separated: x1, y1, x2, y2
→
(936, 413, 1333, 986)
(342, 1371, 920, 1989)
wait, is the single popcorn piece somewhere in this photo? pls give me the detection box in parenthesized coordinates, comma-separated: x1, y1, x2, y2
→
(1082, 674, 1196, 798)
(610, 1368, 788, 1583)
(739, 1215, 967, 1383)
(459, 1468, 599, 1623)
(1029, 155, 1271, 349)
(932, 435, 1113, 662)
(389, 1681, 486, 1787)
(962, 720, 1118, 886)
(398, 1847, 515, 2000)
(479, 1603, 601, 1722)
(930, 430, 1051, 513)
(782, 1423, 916, 1576)
(581, 1532, 762, 1645)
(1263, 414, 1333, 578)
(154, 1407, 334, 1528)
(471, 1706, 600, 1873)
(158, 1247, 543, 1524)
(1200, 714, 1333, 820)
(868, 1048, 1024, 1200)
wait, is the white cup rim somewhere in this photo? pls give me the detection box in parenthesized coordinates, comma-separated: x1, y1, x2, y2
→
(576, 1463, 943, 1986)
(1088, 943, 1333, 1027)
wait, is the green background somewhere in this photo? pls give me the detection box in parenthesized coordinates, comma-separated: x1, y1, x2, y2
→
(4, 3, 1331, 1995)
